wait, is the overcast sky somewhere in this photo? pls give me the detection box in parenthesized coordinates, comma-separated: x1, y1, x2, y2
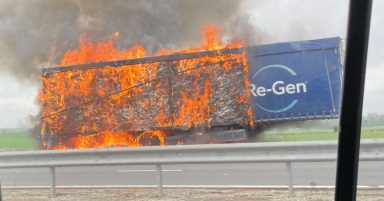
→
(0, 0, 383, 128)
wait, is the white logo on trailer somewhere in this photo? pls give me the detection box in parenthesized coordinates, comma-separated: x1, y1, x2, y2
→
(249, 64, 308, 113)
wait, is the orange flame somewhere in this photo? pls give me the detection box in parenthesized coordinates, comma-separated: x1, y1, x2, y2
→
(39, 25, 253, 150)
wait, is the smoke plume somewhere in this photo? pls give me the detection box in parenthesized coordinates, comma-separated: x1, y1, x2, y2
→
(0, 0, 257, 83)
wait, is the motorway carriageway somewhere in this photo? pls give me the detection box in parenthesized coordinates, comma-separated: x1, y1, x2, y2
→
(0, 162, 383, 188)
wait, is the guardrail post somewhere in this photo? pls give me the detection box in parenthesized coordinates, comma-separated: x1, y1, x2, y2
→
(156, 164, 163, 196)
(0, 181, 3, 201)
(286, 162, 294, 196)
(50, 167, 56, 198)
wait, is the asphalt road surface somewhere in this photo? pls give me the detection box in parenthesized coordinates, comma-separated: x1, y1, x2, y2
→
(1, 161, 383, 187)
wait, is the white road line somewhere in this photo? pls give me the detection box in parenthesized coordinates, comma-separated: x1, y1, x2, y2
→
(357, 185, 371, 188)
(117, 169, 184, 173)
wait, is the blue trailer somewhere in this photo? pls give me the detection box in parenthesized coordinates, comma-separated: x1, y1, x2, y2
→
(247, 37, 342, 122)
(41, 37, 343, 147)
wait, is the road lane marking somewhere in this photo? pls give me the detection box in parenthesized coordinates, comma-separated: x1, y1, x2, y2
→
(117, 169, 183, 173)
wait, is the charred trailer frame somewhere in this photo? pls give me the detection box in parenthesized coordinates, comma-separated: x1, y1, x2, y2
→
(40, 47, 253, 148)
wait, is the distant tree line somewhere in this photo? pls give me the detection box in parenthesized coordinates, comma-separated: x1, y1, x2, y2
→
(363, 113, 384, 126)
(285, 113, 384, 131)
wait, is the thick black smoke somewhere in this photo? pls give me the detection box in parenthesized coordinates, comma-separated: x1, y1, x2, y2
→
(0, 0, 258, 83)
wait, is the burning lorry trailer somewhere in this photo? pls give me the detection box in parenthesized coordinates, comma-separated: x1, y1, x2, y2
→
(39, 37, 342, 149)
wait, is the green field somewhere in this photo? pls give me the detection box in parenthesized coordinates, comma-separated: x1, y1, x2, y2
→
(0, 130, 38, 151)
(260, 127, 384, 142)
(0, 126, 384, 151)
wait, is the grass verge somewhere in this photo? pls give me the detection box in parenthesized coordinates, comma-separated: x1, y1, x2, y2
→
(0, 126, 383, 150)
(261, 127, 384, 142)
(0, 130, 38, 151)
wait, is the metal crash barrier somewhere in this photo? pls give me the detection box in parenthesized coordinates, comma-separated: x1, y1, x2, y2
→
(0, 139, 383, 198)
